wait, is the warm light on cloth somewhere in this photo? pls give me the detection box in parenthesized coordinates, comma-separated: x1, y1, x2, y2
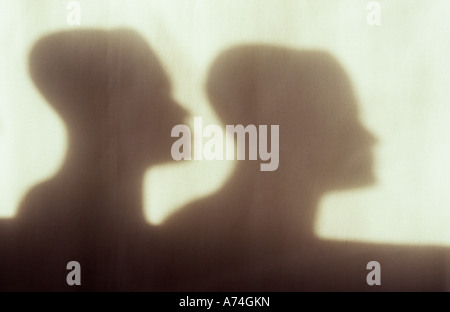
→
(0, 0, 449, 250)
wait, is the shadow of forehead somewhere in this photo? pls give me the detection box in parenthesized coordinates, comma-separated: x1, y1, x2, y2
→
(28, 28, 173, 118)
(206, 45, 360, 125)
(29, 28, 170, 91)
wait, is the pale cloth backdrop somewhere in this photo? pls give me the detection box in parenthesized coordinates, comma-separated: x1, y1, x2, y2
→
(0, 0, 449, 246)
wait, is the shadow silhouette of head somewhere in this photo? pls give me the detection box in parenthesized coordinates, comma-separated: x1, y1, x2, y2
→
(206, 45, 377, 193)
(29, 29, 186, 170)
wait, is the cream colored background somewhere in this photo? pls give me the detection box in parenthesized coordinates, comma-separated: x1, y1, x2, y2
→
(1, 0, 449, 246)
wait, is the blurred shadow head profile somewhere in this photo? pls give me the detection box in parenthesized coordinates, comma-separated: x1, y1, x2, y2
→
(206, 45, 377, 192)
(156, 45, 382, 291)
(29, 28, 186, 168)
(5, 28, 188, 291)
